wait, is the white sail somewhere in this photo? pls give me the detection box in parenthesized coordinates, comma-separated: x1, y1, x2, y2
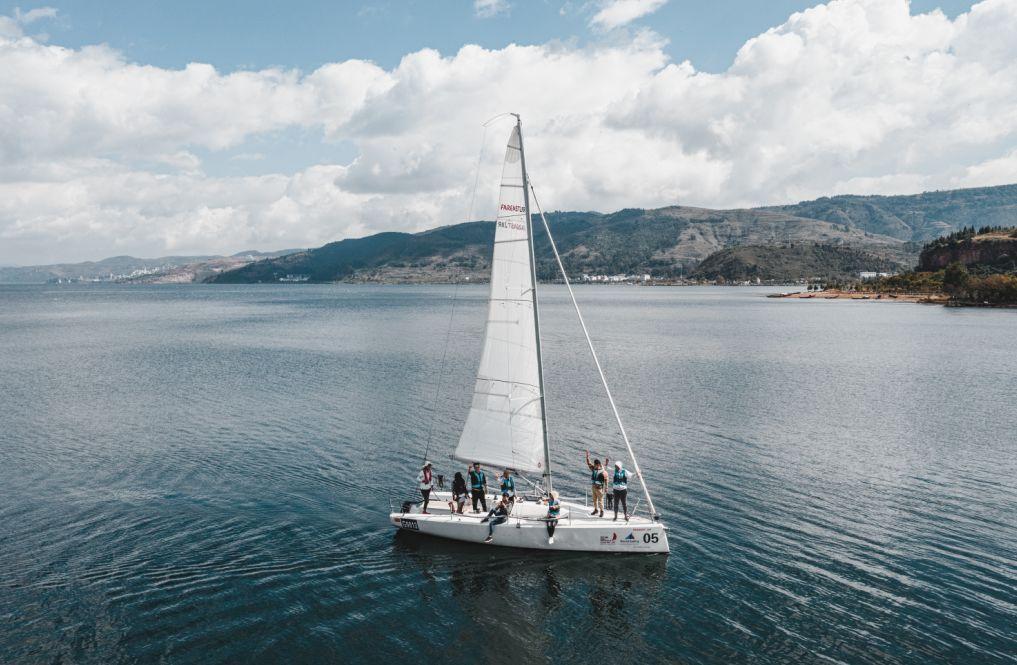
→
(454, 125, 546, 473)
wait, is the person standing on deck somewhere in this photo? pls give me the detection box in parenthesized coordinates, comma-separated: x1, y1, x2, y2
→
(585, 451, 609, 517)
(469, 462, 488, 513)
(449, 471, 468, 514)
(612, 460, 630, 521)
(500, 469, 516, 505)
(417, 461, 435, 514)
(544, 491, 561, 544)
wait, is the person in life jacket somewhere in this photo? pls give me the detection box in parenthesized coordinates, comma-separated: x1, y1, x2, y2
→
(544, 491, 561, 544)
(481, 494, 512, 543)
(585, 451, 610, 517)
(612, 460, 630, 521)
(468, 462, 488, 513)
(417, 461, 435, 514)
(500, 469, 516, 504)
(449, 471, 468, 514)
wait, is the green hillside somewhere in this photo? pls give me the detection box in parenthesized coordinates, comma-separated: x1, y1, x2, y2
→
(693, 244, 904, 282)
(209, 184, 1017, 284)
(765, 185, 1017, 241)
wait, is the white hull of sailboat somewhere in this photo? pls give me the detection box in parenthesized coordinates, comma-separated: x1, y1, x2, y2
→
(390, 492, 669, 554)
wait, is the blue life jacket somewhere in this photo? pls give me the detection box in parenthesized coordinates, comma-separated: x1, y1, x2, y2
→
(613, 468, 628, 490)
(470, 470, 485, 490)
(547, 498, 560, 518)
(500, 476, 515, 493)
(591, 468, 605, 487)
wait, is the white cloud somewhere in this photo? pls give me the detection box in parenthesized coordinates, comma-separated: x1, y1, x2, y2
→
(474, 0, 510, 18)
(2, 0, 1017, 264)
(15, 6, 58, 24)
(589, 0, 668, 31)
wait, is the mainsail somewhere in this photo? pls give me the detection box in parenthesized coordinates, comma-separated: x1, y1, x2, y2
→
(454, 124, 547, 474)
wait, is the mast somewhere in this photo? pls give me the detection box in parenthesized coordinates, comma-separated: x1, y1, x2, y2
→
(514, 114, 553, 492)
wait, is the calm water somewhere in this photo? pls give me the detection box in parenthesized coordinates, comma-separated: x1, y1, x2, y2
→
(1, 284, 1015, 664)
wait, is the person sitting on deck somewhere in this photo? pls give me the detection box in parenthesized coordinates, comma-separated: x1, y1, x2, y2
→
(449, 471, 468, 514)
(469, 462, 488, 513)
(585, 451, 609, 518)
(612, 460, 630, 522)
(544, 491, 561, 545)
(500, 469, 516, 504)
(417, 461, 435, 514)
(481, 494, 512, 543)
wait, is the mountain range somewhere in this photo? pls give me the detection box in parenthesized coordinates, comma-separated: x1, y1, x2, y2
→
(209, 184, 1017, 284)
(6, 184, 1017, 285)
(0, 250, 300, 284)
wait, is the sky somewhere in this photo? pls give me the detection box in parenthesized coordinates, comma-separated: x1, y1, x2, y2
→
(1, 0, 1014, 264)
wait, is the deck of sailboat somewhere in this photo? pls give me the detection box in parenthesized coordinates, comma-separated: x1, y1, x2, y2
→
(399, 491, 656, 525)
(389, 491, 668, 552)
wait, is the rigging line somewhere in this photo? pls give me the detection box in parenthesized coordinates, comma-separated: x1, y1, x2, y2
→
(421, 278, 460, 465)
(528, 183, 661, 521)
(421, 121, 491, 465)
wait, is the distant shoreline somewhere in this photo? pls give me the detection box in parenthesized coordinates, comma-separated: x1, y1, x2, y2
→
(769, 289, 1016, 308)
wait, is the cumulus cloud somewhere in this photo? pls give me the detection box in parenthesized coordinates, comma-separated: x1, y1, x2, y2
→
(589, 0, 668, 30)
(474, 0, 510, 18)
(2, 0, 1017, 263)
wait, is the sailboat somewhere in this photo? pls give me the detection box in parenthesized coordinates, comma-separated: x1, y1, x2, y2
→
(389, 115, 669, 553)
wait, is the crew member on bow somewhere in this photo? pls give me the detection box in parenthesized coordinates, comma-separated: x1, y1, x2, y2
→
(417, 461, 435, 515)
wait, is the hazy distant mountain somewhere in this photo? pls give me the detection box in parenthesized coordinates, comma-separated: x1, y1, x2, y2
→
(208, 184, 1017, 283)
(0, 249, 301, 284)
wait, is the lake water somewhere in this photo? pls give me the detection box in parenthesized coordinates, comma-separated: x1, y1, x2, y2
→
(1, 284, 1015, 664)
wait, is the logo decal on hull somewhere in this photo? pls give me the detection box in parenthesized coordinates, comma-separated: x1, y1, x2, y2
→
(600, 532, 618, 545)
(400, 519, 419, 531)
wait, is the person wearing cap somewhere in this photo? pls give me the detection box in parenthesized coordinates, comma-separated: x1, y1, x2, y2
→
(544, 491, 561, 544)
(417, 461, 435, 515)
(612, 460, 630, 521)
(585, 451, 610, 518)
(481, 494, 512, 543)
(468, 462, 488, 513)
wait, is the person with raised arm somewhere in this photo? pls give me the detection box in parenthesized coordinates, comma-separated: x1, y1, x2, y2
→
(585, 451, 609, 517)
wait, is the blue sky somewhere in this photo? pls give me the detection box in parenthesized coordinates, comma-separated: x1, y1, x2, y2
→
(3, 0, 976, 73)
(3, 0, 1013, 264)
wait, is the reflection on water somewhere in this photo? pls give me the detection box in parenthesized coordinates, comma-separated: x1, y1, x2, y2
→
(391, 532, 668, 661)
(1, 284, 1015, 664)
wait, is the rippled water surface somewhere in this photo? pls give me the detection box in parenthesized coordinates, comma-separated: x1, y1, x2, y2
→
(1, 284, 1015, 664)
